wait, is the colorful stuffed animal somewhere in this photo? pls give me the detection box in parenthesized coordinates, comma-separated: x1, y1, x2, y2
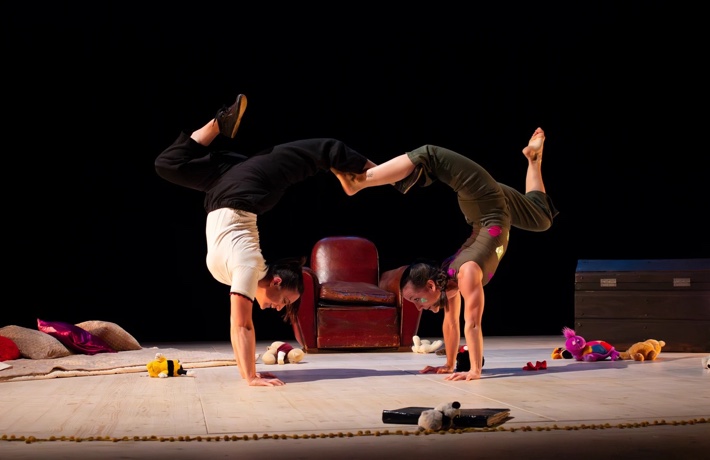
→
(619, 339, 665, 361)
(562, 327, 620, 362)
(261, 341, 304, 365)
(417, 401, 462, 431)
(146, 352, 193, 378)
(551, 347, 573, 359)
(411, 335, 443, 354)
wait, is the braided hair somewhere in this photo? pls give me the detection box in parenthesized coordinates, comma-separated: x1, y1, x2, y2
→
(266, 256, 306, 324)
(400, 260, 451, 310)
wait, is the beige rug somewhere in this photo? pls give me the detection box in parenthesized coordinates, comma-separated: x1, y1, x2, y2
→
(0, 347, 237, 382)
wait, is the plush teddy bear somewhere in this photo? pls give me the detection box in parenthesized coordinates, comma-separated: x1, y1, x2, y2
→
(411, 335, 443, 354)
(417, 401, 462, 431)
(619, 339, 665, 361)
(261, 341, 304, 365)
(702, 356, 710, 369)
(146, 352, 193, 378)
(562, 326, 620, 362)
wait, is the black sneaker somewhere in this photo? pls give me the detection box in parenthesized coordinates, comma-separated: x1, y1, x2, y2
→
(392, 164, 423, 194)
(215, 94, 247, 138)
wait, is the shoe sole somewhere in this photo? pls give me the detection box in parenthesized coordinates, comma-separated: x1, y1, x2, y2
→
(228, 94, 248, 138)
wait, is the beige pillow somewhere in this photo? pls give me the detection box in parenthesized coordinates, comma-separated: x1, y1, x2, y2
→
(0, 325, 73, 359)
(75, 320, 142, 351)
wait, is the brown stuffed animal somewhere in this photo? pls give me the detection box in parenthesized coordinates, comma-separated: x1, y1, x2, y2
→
(619, 339, 665, 361)
(262, 341, 304, 365)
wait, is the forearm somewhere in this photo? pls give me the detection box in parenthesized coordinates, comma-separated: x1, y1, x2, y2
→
(442, 321, 460, 370)
(463, 323, 483, 376)
(455, 261, 485, 378)
(230, 294, 257, 381)
(231, 324, 258, 380)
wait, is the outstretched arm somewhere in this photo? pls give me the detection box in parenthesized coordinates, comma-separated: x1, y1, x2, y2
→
(441, 293, 463, 372)
(230, 294, 284, 386)
(419, 290, 461, 375)
(445, 261, 484, 381)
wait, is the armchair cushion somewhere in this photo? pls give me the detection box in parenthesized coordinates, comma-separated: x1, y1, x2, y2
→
(293, 236, 423, 351)
(319, 281, 396, 304)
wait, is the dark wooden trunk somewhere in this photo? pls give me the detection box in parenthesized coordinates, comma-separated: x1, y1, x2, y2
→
(574, 259, 710, 352)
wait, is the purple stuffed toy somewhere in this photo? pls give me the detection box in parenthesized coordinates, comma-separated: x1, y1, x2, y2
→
(562, 327, 620, 362)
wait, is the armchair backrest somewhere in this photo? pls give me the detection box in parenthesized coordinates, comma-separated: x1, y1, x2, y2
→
(311, 236, 380, 284)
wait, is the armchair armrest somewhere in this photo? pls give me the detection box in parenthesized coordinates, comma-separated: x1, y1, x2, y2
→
(380, 266, 421, 348)
(293, 267, 320, 351)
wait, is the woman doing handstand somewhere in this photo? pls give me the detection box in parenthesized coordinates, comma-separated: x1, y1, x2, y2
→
(332, 128, 558, 381)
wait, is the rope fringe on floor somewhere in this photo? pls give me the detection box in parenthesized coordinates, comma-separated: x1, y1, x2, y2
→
(2, 418, 707, 444)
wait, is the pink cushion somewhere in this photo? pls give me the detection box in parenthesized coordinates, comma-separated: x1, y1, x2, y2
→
(37, 319, 116, 355)
(74, 320, 141, 351)
(0, 335, 21, 361)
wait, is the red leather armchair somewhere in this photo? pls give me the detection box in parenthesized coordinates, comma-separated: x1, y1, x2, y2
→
(292, 236, 422, 352)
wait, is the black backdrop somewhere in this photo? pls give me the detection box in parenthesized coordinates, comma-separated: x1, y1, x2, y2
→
(5, 3, 706, 344)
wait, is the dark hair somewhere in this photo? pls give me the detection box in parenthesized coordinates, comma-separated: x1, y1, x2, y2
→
(401, 260, 450, 310)
(266, 256, 306, 324)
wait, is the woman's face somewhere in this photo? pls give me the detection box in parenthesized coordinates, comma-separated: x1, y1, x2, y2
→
(256, 284, 300, 311)
(402, 280, 440, 313)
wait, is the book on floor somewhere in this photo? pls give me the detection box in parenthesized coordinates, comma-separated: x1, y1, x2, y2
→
(382, 406, 510, 428)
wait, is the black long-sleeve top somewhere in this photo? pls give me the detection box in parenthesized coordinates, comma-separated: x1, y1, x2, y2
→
(155, 133, 370, 214)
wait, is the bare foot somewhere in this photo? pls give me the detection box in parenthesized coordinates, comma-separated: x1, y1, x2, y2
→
(522, 127, 545, 162)
(331, 168, 359, 196)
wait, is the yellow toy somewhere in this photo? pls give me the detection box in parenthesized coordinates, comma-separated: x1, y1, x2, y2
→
(618, 339, 665, 361)
(551, 347, 572, 359)
(146, 352, 194, 377)
(261, 341, 304, 365)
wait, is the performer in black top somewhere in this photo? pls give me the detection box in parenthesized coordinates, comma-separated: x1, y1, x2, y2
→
(155, 94, 375, 386)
